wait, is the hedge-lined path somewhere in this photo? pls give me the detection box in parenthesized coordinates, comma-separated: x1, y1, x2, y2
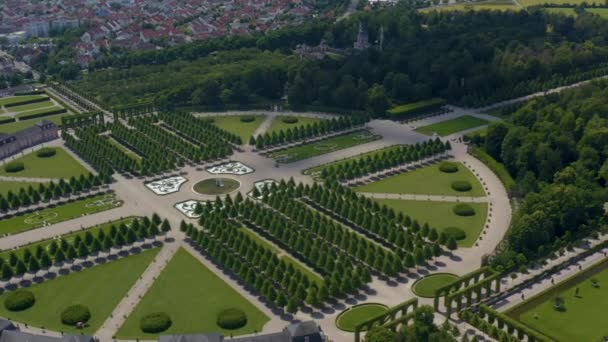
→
(0, 176, 55, 183)
(357, 192, 490, 203)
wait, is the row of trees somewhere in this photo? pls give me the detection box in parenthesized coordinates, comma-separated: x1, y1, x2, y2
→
(250, 115, 368, 149)
(0, 173, 110, 211)
(0, 216, 170, 281)
(318, 139, 450, 181)
(159, 111, 241, 146)
(65, 126, 134, 175)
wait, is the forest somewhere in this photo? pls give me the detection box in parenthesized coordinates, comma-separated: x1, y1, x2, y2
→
(71, 6, 608, 110)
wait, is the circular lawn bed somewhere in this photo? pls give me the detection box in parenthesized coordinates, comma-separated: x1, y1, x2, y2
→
(412, 273, 459, 298)
(193, 178, 240, 195)
(336, 303, 388, 332)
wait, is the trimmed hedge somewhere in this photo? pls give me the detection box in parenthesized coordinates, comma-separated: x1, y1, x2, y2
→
(4, 97, 49, 108)
(140, 312, 172, 333)
(451, 180, 472, 192)
(0, 117, 15, 125)
(4, 290, 35, 311)
(438, 162, 459, 173)
(61, 305, 91, 325)
(216, 308, 247, 329)
(453, 204, 476, 216)
(281, 117, 299, 124)
(240, 115, 256, 123)
(386, 98, 446, 118)
(19, 108, 67, 121)
(36, 148, 57, 158)
(4, 161, 24, 173)
(444, 227, 466, 241)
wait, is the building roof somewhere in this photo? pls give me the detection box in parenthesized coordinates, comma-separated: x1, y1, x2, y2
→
(285, 321, 321, 337)
(231, 332, 287, 342)
(0, 330, 61, 342)
(0, 319, 16, 332)
(159, 333, 223, 342)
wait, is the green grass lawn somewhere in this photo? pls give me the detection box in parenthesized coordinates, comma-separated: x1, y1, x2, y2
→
(0, 247, 159, 334)
(0, 193, 124, 235)
(6, 100, 55, 114)
(373, 199, 487, 247)
(116, 248, 269, 339)
(106, 137, 142, 161)
(208, 115, 265, 142)
(520, 0, 591, 6)
(281, 254, 324, 287)
(587, 8, 608, 17)
(15, 106, 64, 119)
(336, 304, 388, 332)
(266, 115, 322, 135)
(543, 7, 576, 15)
(0, 96, 48, 107)
(412, 273, 459, 297)
(238, 228, 279, 254)
(0, 181, 46, 197)
(415, 115, 489, 137)
(0, 147, 89, 179)
(419, 1, 519, 12)
(508, 260, 608, 341)
(354, 162, 485, 197)
(270, 130, 380, 163)
(303, 145, 403, 178)
(0, 114, 71, 134)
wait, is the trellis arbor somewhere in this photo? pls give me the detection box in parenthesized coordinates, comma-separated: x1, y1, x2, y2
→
(113, 102, 156, 119)
(433, 266, 502, 316)
(354, 298, 419, 342)
(61, 112, 104, 128)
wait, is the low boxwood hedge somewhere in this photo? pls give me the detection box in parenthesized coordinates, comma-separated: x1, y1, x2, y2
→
(140, 312, 172, 333)
(4, 161, 24, 173)
(451, 180, 472, 192)
(282, 117, 298, 124)
(444, 227, 467, 241)
(240, 115, 256, 123)
(438, 162, 459, 173)
(217, 308, 247, 329)
(36, 148, 57, 158)
(4, 290, 35, 311)
(61, 304, 91, 325)
(453, 204, 476, 216)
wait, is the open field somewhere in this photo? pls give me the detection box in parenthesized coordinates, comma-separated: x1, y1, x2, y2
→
(0, 248, 159, 334)
(419, 1, 519, 12)
(412, 273, 459, 297)
(270, 130, 380, 163)
(0, 193, 123, 235)
(0, 147, 89, 179)
(373, 199, 488, 247)
(116, 248, 269, 338)
(266, 115, 322, 135)
(0, 96, 48, 107)
(415, 115, 489, 137)
(208, 115, 265, 142)
(303, 145, 403, 177)
(508, 259, 608, 341)
(354, 162, 486, 197)
(336, 304, 388, 332)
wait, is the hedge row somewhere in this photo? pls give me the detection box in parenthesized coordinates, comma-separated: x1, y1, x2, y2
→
(0, 117, 15, 125)
(19, 108, 67, 121)
(4, 96, 49, 108)
(386, 98, 446, 118)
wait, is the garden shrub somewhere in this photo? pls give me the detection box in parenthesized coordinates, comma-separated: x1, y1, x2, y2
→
(36, 148, 57, 158)
(140, 312, 172, 333)
(438, 162, 459, 173)
(4, 162, 24, 173)
(444, 227, 467, 241)
(240, 115, 256, 123)
(282, 117, 298, 124)
(451, 180, 472, 192)
(453, 204, 476, 216)
(4, 290, 35, 311)
(216, 308, 247, 329)
(61, 305, 91, 325)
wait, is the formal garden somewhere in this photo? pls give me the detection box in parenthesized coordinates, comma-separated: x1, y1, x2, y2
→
(335, 303, 388, 332)
(0, 95, 74, 134)
(412, 273, 459, 297)
(0, 147, 90, 179)
(207, 115, 265, 142)
(415, 115, 489, 137)
(266, 115, 322, 135)
(193, 178, 240, 195)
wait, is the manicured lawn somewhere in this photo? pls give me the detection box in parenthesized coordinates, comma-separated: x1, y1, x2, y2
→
(0, 114, 71, 134)
(304, 145, 403, 178)
(15, 106, 64, 119)
(116, 248, 269, 338)
(0, 181, 46, 196)
(415, 115, 489, 137)
(0, 147, 90, 179)
(193, 178, 240, 195)
(238, 227, 279, 254)
(270, 130, 380, 163)
(0, 193, 124, 235)
(281, 254, 324, 287)
(0, 95, 48, 107)
(209, 115, 265, 142)
(266, 115, 322, 135)
(373, 199, 487, 247)
(508, 260, 608, 341)
(520, 0, 588, 6)
(0, 247, 159, 334)
(543, 7, 576, 16)
(353, 162, 485, 197)
(412, 273, 459, 297)
(107, 137, 142, 161)
(7, 100, 55, 114)
(336, 303, 388, 332)
(419, 1, 518, 12)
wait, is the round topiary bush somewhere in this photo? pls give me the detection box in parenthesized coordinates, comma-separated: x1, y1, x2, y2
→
(4, 290, 35, 311)
(240, 115, 256, 123)
(4, 161, 24, 173)
(61, 305, 91, 325)
(140, 312, 172, 333)
(444, 227, 467, 241)
(217, 308, 247, 330)
(453, 204, 476, 216)
(282, 117, 298, 124)
(438, 162, 459, 173)
(36, 148, 57, 158)
(451, 180, 472, 192)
